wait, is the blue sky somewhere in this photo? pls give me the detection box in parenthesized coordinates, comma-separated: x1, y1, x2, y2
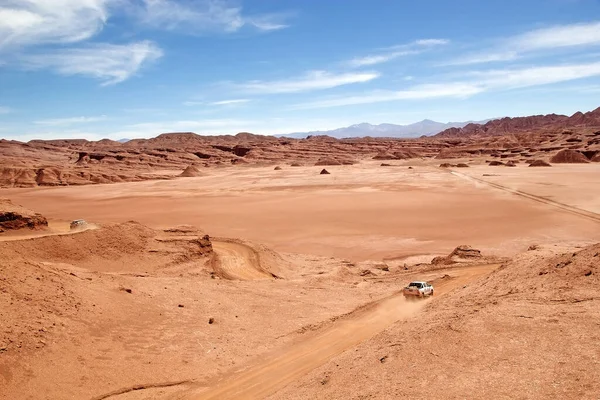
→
(1, 0, 600, 140)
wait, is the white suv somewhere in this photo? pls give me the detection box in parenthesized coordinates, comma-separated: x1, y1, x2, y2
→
(403, 281, 434, 298)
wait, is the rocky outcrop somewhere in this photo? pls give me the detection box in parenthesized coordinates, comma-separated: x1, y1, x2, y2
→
(315, 157, 355, 166)
(550, 149, 589, 163)
(0, 199, 48, 232)
(431, 245, 483, 265)
(373, 149, 420, 160)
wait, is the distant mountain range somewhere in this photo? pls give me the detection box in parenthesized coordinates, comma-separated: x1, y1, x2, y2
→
(279, 119, 491, 139)
(435, 107, 600, 138)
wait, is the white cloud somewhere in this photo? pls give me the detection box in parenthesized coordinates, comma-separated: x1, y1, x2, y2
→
(238, 70, 380, 94)
(414, 39, 449, 46)
(34, 115, 107, 126)
(441, 51, 519, 66)
(0, 0, 109, 48)
(472, 61, 600, 90)
(349, 38, 449, 67)
(184, 99, 251, 106)
(137, 0, 289, 34)
(514, 21, 600, 51)
(210, 99, 251, 105)
(292, 83, 482, 109)
(445, 21, 600, 66)
(293, 61, 600, 109)
(349, 50, 420, 67)
(0, 106, 13, 114)
(21, 41, 163, 85)
(246, 17, 288, 32)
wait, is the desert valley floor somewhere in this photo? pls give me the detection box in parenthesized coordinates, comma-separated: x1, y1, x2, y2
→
(1, 160, 600, 399)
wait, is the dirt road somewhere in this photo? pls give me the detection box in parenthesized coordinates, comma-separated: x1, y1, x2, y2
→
(449, 170, 600, 223)
(0, 220, 97, 242)
(168, 264, 498, 400)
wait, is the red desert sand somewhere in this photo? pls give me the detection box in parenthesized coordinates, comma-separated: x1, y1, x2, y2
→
(1, 108, 600, 400)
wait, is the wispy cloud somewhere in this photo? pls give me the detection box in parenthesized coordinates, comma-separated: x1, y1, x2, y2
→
(294, 60, 600, 109)
(184, 98, 251, 106)
(34, 115, 107, 126)
(292, 83, 482, 109)
(21, 41, 163, 85)
(348, 38, 449, 67)
(237, 70, 379, 94)
(414, 39, 450, 46)
(210, 99, 251, 105)
(245, 17, 289, 32)
(136, 0, 290, 34)
(0, 106, 13, 115)
(446, 21, 600, 66)
(349, 51, 420, 67)
(441, 51, 519, 66)
(0, 0, 109, 48)
(469, 61, 600, 89)
(513, 21, 600, 51)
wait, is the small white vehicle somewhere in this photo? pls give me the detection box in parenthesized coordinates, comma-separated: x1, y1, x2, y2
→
(70, 219, 88, 230)
(403, 281, 434, 298)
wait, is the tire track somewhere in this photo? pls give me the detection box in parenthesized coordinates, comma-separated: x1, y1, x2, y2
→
(90, 380, 193, 400)
(449, 170, 600, 223)
(173, 264, 498, 400)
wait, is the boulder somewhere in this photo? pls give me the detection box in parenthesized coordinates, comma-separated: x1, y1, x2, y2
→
(320, 169, 330, 175)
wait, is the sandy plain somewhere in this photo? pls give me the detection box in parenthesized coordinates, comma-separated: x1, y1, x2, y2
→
(1, 161, 599, 399)
(4, 162, 600, 260)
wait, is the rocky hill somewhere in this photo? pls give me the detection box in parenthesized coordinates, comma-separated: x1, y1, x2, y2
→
(435, 107, 600, 138)
(1, 108, 599, 188)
